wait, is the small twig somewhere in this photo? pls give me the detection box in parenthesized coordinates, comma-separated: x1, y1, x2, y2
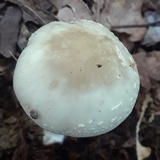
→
(136, 94, 152, 160)
(111, 21, 160, 29)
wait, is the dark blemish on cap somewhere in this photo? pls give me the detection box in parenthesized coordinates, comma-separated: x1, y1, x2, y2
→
(30, 109, 38, 119)
(96, 64, 102, 68)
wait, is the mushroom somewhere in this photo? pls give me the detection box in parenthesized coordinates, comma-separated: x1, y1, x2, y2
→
(13, 20, 140, 137)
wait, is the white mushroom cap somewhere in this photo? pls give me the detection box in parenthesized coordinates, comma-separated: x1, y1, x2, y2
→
(13, 20, 140, 137)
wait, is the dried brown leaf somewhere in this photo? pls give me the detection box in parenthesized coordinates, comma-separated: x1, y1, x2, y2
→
(133, 52, 151, 90)
(48, 0, 72, 10)
(4, 116, 17, 124)
(100, 0, 146, 41)
(0, 6, 21, 58)
(145, 51, 160, 81)
(0, 127, 18, 149)
(55, 0, 92, 21)
(0, 2, 5, 10)
(6, 0, 55, 24)
(133, 51, 160, 90)
(51, 0, 146, 41)
(17, 24, 31, 51)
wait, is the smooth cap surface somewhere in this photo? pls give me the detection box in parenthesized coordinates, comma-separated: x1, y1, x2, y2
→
(13, 20, 140, 137)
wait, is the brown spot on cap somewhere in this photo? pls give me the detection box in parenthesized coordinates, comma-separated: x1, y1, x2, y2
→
(40, 28, 131, 93)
